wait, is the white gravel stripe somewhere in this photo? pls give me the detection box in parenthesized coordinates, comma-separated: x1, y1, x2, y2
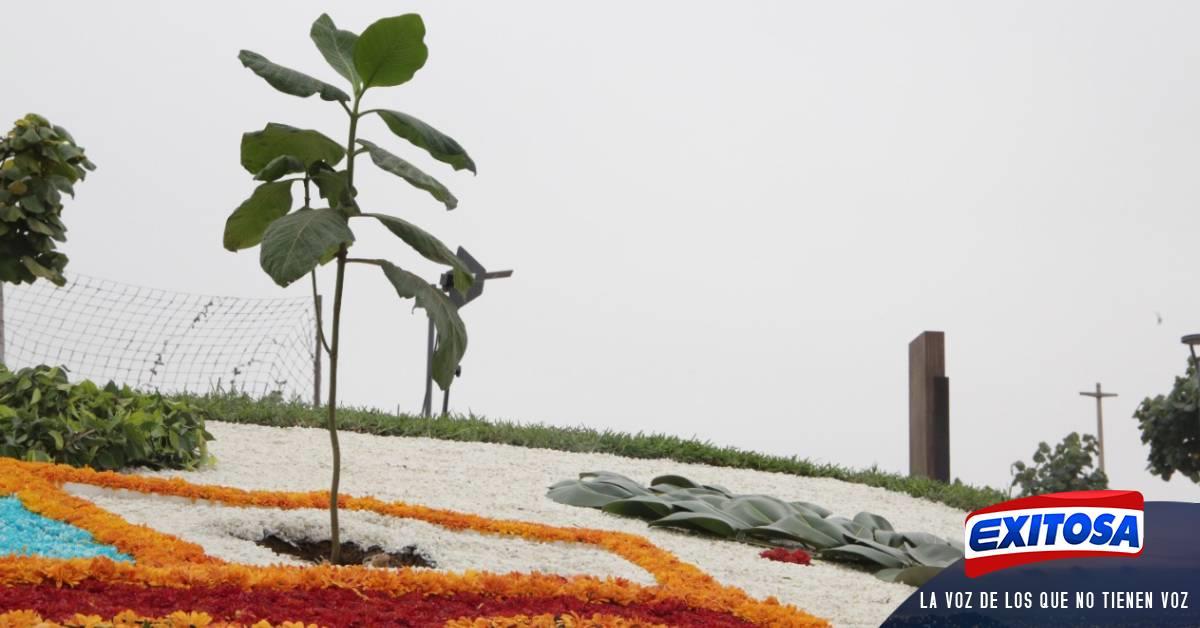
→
(125, 421, 965, 627)
(65, 483, 654, 584)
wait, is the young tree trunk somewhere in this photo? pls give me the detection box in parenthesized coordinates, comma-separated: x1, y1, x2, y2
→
(326, 251, 348, 563)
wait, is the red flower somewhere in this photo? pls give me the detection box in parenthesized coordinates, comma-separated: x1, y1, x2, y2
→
(759, 548, 812, 566)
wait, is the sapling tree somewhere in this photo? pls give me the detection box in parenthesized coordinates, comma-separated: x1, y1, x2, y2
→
(224, 13, 478, 563)
(1010, 432, 1108, 497)
(1132, 360, 1200, 484)
(0, 114, 95, 287)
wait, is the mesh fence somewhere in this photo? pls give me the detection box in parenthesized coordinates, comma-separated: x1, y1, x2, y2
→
(1, 274, 317, 400)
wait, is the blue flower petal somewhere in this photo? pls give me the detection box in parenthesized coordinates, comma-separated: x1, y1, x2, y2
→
(0, 495, 133, 562)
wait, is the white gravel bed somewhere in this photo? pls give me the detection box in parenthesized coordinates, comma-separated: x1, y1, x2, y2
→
(65, 483, 655, 584)
(117, 421, 965, 627)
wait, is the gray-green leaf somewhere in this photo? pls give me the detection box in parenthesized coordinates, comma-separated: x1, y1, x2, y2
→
(357, 139, 457, 210)
(373, 110, 476, 173)
(363, 213, 472, 293)
(353, 14, 428, 89)
(259, 208, 354, 287)
(238, 50, 350, 102)
(310, 14, 361, 90)
(224, 181, 294, 251)
(379, 262, 466, 389)
(242, 124, 345, 175)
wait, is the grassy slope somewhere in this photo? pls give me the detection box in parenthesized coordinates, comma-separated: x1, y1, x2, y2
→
(183, 394, 1007, 511)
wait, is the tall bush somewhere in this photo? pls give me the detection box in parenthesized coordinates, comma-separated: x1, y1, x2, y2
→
(224, 13, 478, 563)
(1010, 432, 1107, 497)
(0, 114, 95, 286)
(1133, 361, 1200, 484)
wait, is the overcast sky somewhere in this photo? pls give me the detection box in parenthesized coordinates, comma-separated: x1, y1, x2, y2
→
(5, 1, 1200, 502)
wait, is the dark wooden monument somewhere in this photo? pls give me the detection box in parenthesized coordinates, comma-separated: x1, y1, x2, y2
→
(909, 331, 950, 482)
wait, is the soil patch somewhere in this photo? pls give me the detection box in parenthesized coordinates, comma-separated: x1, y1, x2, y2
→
(255, 534, 434, 568)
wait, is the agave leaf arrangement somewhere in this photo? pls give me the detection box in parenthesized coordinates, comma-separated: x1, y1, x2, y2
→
(548, 471, 964, 586)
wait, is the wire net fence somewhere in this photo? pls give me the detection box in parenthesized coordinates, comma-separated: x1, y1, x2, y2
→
(1, 274, 317, 400)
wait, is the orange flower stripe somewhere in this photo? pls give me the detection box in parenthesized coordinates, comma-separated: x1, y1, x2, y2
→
(0, 458, 828, 627)
(0, 610, 316, 628)
(443, 613, 668, 627)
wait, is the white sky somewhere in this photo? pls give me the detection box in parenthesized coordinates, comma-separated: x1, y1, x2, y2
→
(5, 1, 1200, 502)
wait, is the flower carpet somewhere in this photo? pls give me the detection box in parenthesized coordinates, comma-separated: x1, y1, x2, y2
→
(0, 458, 829, 627)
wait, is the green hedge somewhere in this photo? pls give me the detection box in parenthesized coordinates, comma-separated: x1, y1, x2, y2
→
(183, 393, 1006, 511)
(0, 364, 212, 470)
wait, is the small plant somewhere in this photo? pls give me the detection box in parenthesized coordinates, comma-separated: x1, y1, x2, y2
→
(760, 547, 812, 565)
(0, 364, 212, 470)
(225, 13, 480, 563)
(0, 114, 95, 286)
(1010, 432, 1108, 497)
(548, 471, 961, 585)
(1133, 360, 1200, 484)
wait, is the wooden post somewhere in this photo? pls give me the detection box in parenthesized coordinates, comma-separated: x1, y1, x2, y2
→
(910, 331, 950, 482)
(1079, 383, 1117, 474)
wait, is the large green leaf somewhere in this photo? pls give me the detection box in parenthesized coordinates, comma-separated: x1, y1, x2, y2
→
(373, 110, 476, 173)
(254, 155, 305, 182)
(241, 124, 345, 175)
(311, 167, 356, 213)
(237, 50, 349, 102)
(378, 262, 466, 389)
(747, 515, 842, 549)
(259, 208, 354, 287)
(800, 512, 854, 544)
(601, 496, 675, 520)
(790, 501, 833, 518)
(310, 14, 361, 89)
(853, 511, 895, 532)
(875, 566, 943, 586)
(353, 14, 428, 89)
(649, 511, 745, 539)
(821, 544, 909, 569)
(579, 471, 652, 496)
(649, 474, 700, 490)
(720, 495, 794, 527)
(363, 213, 471, 293)
(224, 181, 294, 251)
(357, 139, 457, 210)
(547, 482, 624, 509)
(908, 543, 962, 568)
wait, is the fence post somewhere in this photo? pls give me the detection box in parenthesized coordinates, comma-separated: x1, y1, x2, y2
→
(909, 330, 950, 482)
(313, 294, 322, 407)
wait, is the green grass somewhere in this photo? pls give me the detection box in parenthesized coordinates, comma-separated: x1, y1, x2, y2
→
(180, 393, 1008, 512)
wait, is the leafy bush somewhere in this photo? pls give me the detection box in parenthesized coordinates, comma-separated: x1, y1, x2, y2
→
(1010, 432, 1107, 497)
(1133, 361, 1200, 484)
(0, 365, 213, 470)
(549, 471, 962, 586)
(0, 114, 95, 286)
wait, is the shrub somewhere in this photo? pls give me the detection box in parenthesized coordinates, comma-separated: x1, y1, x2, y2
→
(1132, 361, 1200, 484)
(0, 114, 95, 286)
(0, 364, 212, 470)
(1010, 432, 1107, 497)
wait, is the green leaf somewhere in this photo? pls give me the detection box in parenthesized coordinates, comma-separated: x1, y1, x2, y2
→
(821, 544, 909, 569)
(649, 474, 701, 490)
(311, 168, 356, 213)
(720, 495, 795, 527)
(747, 515, 842, 549)
(241, 124, 345, 175)
(649, 511, 745, 538)
(353, 14, 428, 89)
(363, 213, 472, 292)
(601, 496, 675, 520)
(254, 155, 305, 182)
(20, 256, 64, 286)
(373, 110, 476, 173)
(310, 14, 361, 89)
(907, 543, 962, 568)
(357, 139, 457, 210)
(578, 471, 654, 496)
(852, 511, 895, 532)
(237, 50, 350, 102)
(259, 208, 354, 287)
(224, 181, 294, 251)
(547, 481, 624, 509)
(378, 262, 467, 389)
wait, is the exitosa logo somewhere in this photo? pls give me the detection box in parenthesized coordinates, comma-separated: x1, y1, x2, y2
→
(963, 490, 1144, 578)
